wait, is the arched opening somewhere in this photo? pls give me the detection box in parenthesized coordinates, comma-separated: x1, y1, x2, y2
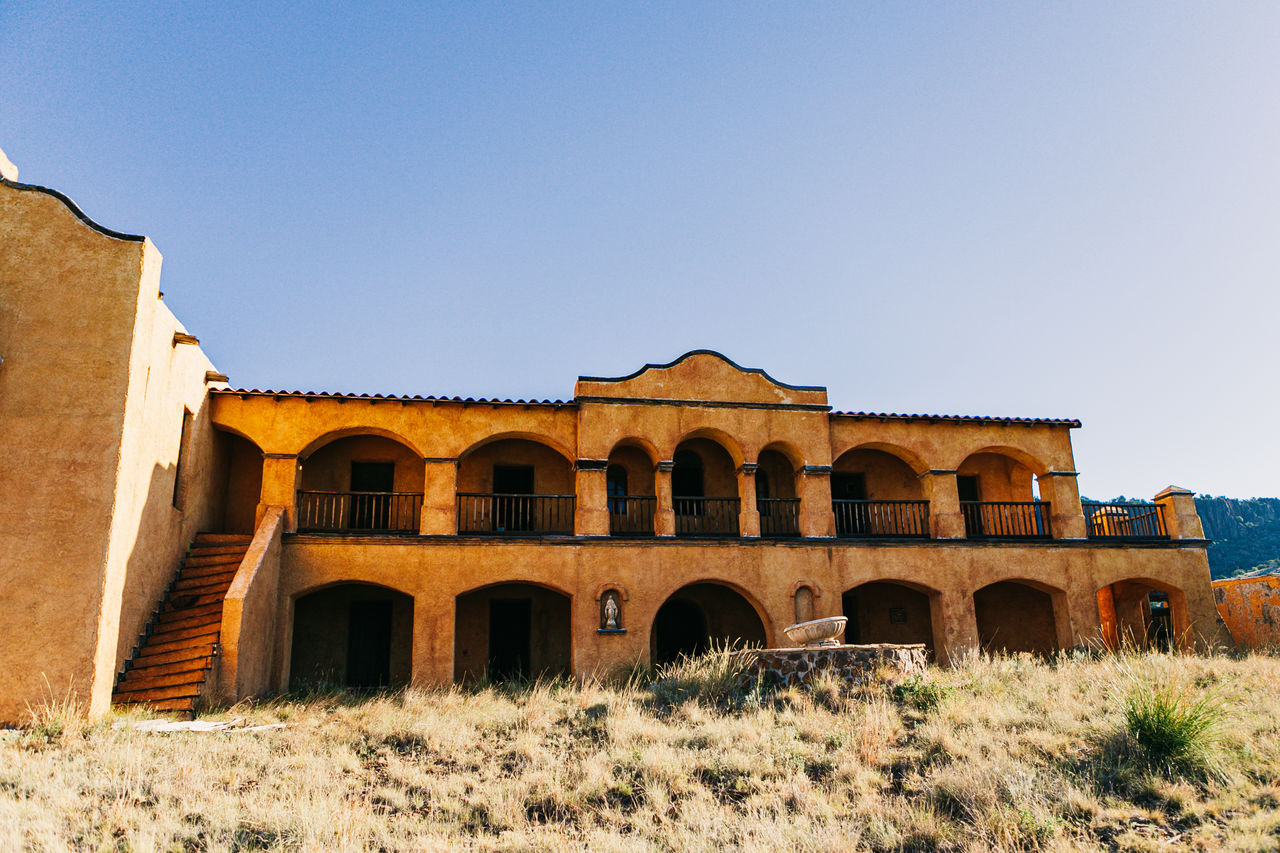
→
(651, 582, 766, 664)
(974, 580, 1061, 656)
(957, 450, 1049, 539)
(756, 447, 799, 537)
(217, 430, 263, 534)
(831, 447, 928, 538)
(290, 583, 413, 690)
(672, 438, 739, 536)
(1097, 579, 1189, 651)
(607, 442, 657, 536)
(297, 434, 423, 533)
(841, 581, 938, 656)
(454, 583, 571, 681)
(457, 437, 575, 535)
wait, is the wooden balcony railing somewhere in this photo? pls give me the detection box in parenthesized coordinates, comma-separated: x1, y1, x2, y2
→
(296, 491, 423, 534)
(1083, 501, 1168, 540)
(833, 499, 930, 538)
(609, 495, 656, 536)
(457, 493, 576, 535)
(961, 500, 1052, 539)
(758, 497, 801, 537)
(674, 497, 740, 537)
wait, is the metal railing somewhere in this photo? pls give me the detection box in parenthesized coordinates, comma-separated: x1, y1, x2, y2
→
(609, 495, 656, 536)
(1083, 501, 1168, 540)
(961, 500, 1052, 539)
(296, 491, 423, 534)
(674, 497, 740, 537)
(833, 499, 930, 538)
(456, 493, 576, 535)
(758, 497, 801, 537)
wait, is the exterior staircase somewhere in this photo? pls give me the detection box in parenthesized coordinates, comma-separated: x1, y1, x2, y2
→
(112, 533, 252, 716)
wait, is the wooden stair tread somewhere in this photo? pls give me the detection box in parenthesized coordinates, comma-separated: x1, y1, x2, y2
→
(155, 601, 223, 622)
(113, 682, 202, 701)
(149, 619, 222, 642)
(136, 639, 217, 662)
(182, 554, 246, 569)
(178, 563, 240, 580)
(119, 697, 197, 714)
(117, 669, 211, 693)
(122, 656, 212, 679)
(193, 533, 253, 544)
(186, 544, 251, 558)
(167, 583, 233, 602)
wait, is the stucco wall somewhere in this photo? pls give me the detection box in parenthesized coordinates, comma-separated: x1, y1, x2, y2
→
(0, 176, 222, 720)
(1213, 576, 1280, 649)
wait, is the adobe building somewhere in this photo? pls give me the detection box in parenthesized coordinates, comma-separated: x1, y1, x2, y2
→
(0, 151, 1231, 719)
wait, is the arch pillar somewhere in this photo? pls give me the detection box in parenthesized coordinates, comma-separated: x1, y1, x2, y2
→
(798, 465, 834, 537)
(921, 469, 965, 539)
(655, 461, 676, 536)
(258, 453, 299, 532)
(412, 589, 454, 685)
(574, 459, 610, 535)
(737, 463, 760, 537)
(1039, 471, 1086, 539)
(935, 588, 979, 663)
(420, 458, 458, 535)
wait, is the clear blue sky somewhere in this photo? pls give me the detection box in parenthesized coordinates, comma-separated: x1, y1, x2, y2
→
(3, 2, 1278, 499)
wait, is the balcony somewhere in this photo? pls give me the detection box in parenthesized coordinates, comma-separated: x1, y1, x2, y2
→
(1083, 501, 1168, 540)
(758, 497, 800, 537)
(674, 497, 740, 537)
(833, 499, 930, 539)
(456, 493, 576, 535)
(296, 490, 423, 534)
(961, 501, 1052, 540)
(609, 495, 656, 536)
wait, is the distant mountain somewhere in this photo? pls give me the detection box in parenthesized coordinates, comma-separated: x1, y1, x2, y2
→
(1194, 497, 1280, 579)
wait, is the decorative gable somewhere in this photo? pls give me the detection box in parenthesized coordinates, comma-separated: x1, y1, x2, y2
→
(574, 350, 828, 408)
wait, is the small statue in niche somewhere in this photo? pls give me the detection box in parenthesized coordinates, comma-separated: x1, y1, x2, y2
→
(601, 591, 621, 630)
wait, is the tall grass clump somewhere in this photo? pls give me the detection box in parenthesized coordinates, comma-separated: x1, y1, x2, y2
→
(1123, 682, 1225, 780)
(647, 643, 759, 710)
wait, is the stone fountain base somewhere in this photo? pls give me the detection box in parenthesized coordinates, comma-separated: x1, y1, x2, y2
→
(730, 643, 927, 690)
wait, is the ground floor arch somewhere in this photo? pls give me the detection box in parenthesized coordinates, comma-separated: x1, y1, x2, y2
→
(973, 580, 1062, 656)
(1097, 578, 1189, 651)
(841, 581, 938, 656)
(651, 582, 766, 664)
(290, 583, 414, 690)
(454, 583, 571, 682)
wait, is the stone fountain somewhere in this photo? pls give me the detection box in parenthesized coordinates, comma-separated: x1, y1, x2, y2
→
(730, 616, 927, 689)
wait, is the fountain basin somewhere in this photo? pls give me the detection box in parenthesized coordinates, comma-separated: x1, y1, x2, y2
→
(783, 616, 848, 648)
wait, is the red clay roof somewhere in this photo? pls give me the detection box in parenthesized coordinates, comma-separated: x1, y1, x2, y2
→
(831, 411, 1081, 427)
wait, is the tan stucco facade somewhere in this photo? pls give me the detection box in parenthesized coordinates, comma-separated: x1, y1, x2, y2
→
(0, 153, 1232, 720)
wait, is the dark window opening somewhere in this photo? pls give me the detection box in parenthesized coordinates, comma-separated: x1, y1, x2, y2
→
(607, 464, 628, 513)
(957, 475, 981, 502)
(347, 600, 393, 688)
(832, 473, 867, 501)
(489, 598, 532, 679)
(350, 461, 395, 529)
(672, 450, 704, 498)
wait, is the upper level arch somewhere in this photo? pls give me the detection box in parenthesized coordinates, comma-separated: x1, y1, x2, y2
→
(669, 427, 745, 469)
(299, 426, 425, 462)
(955, 445, 1051, 478)
(457, 431, 575, 465)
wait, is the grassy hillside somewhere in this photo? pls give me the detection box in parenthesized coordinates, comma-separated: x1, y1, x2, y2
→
(2, 651, 1278, 851)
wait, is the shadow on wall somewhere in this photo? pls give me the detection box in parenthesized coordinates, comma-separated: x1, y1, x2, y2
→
(113, 395, 230, 691)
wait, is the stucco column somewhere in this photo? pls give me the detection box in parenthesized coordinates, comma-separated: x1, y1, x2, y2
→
(1039, 471, 1086, 539)
(574, 459, 610, 536)
(935, 588, 980, 664)
(655, 461, 676, 537)
(420, 458, 458, 535)
(258, 453, 299, 532)
(412, 590, 455, 686)
(798, 465, 835, 537)
(921, 469, 964, 539)
(1155, 486, 1205, 540)
(737, 463, 760, 537)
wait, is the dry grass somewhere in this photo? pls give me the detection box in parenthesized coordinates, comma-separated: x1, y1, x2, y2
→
(2, 650, 1278, 852)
